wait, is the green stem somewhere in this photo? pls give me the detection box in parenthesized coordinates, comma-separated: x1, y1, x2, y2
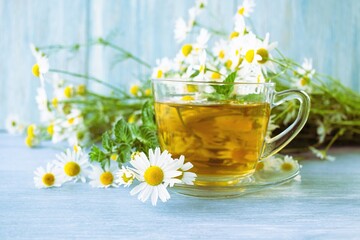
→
(98, 39, 151, 69)
(49, 69, 130, 97)
(324, 128, 345, 152)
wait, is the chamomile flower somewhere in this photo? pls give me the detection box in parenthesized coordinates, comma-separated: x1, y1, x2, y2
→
(116, 166, 136, 187)
(30, 44, 49, 85)
(35, 88, 54, 122)
(236, 0, 256, 18)
(212, 40, 228, 63)
(255, 33, 278, 73)
(186, 50, 208, 80)
(129, 147, 182, 206)
(297, 58, 315, 78)
(55, 147, 90, 183)
(151, 58, 173, 79)
(5, 114, 25, 135)
(174, 18, 190, 43)
(89, 163, 119, 188)
(174, 155, 197, 185)
(309, 147, 336, 161)
(194, 28, 211, 52)
(278, 155, 299, 172)
(34, 162, 63, 188)
(256, 156, 281, 172)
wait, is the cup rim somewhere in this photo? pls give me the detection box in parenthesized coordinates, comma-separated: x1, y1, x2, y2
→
(152, 78, 276, 86)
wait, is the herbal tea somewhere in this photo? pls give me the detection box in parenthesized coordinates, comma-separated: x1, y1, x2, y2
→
(155, 101, 271, 183)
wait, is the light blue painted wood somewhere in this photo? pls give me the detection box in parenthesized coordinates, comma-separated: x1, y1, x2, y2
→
(0, 0, 89, 126)
(0, 133, 360, 239)
(0, 0, 360, 127)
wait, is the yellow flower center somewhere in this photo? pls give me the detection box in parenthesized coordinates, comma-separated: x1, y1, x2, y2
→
(225, 60, 232, 69)
(100, 172, 114, 185)
(73, 145, 80, 153)
(126, 113, 136, 123)
(186, 84, 198, 92)
(110, 153, 119, 161)
(238, 7, 245, 15)
(122, 173, 134, 183)
(199, 65, 205, 73)
(245, 49, 255, 63)
(25, 136, 35, 148)
(51, 98, 59, 108)
(47, 124, 54, 136)
(211, 72, 221, 79)
(156, 70, 163, 79)
(11, 121, 17, 127)
(130, 85, 140, 96)
(181, 95, 195, 101)
(64, 86, 73, 98)
(181, 44, 193, 57)
(300, 77, 310, 86)
(131, 151, 141, 160)
(144, 166, 164, 186)
(281, 163, 294, 171)
(42, 173, 55, 186)
(144, 88, 152, 96)
(68, 117, 75, 125)
(77, 84, 86, 96)
(218, 50, 225, 59)
(32, 64, 40, 77)
(27, 124, 36, 138)
(230, 31, 239, 39)
(256, 48, 269, 64)
(64, 162, 81, 177)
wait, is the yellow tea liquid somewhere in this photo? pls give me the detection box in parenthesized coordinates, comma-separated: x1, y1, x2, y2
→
(155, 101, 270, 184)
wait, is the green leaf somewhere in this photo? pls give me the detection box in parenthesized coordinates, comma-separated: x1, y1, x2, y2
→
(117, 143, 132, 163)
(141, 100, 156, 127)
(190, 70, 200, 78)
(213, 71, 237, 96)
(238, 93, 266, 103)
(137, 125, 159, 150)
(101, 131, 113, 151)
(89, 145, 107, 163)
(114, 119, 133, 143)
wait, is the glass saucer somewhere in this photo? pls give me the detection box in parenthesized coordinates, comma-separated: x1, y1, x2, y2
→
(172, 160, 300, 198)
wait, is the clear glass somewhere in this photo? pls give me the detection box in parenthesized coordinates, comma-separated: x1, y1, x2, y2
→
(152, 79, 310, 197)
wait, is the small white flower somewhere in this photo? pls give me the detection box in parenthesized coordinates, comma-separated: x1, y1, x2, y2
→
(236, 0, 256, 18)
(256, 156, 282, 172)
(5, 114, 25, 135)
(116, 166, 136, 187)
(35, 87, 54, 122)
(54, 147, 90, 183)
(129, 147, 183, 206)
(30, 44, 49, 85)
(89, 163, 120, 188)
(194, 28, 211, 51)
(212, 39, 228, 63)
(309, 147, 336, 161)
(278, 155, 299, 172)
(187, 50, 208, 80)
(34, 162, 63, 188)
(151, 58, 173, 79)
(297, 58, 315, 78)
(174, 155, 197, 185)
(174, 18, 190, 43)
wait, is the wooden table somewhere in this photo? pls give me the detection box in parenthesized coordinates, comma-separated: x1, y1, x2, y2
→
(0, 133, 359, 239)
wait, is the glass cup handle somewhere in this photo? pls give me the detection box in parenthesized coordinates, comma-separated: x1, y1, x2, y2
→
(261, 89, 311, 159)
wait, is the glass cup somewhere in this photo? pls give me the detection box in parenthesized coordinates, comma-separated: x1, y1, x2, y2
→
(152, 79, 310, 195)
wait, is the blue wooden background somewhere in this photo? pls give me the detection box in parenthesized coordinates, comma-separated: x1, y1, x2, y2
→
(1, 0, 359, 127)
